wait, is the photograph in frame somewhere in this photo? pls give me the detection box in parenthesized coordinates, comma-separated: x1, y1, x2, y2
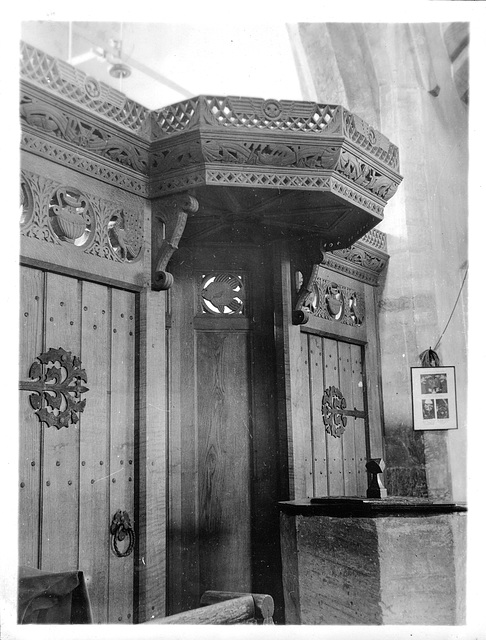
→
(411, 366, 458, 431)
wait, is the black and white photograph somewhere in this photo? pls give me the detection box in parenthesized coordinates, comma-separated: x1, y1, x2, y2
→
(2, 4, 485, 640)
(412, 366, 458, 431)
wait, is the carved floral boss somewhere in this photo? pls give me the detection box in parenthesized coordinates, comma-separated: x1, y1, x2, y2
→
(322, 386, 365, 437)
(19, 348, 89, 429)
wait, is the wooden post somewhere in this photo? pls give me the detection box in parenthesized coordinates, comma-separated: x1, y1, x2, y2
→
(135, 284, 167, 622)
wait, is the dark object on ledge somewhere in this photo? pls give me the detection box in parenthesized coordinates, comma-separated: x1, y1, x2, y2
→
(18, 566, 92, 624)
(282, 497, 467, 517)
(366, 457, 388, 498)
(145, 590, 274, 625)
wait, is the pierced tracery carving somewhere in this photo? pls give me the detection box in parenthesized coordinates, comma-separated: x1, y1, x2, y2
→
(293, 265, 365, 327)
(21, 170, 144, 263)
(336, 150, 398, 201)
(200, 273, 246, 315)
(107, 210, 143, 262)
(20, 42, 150, 135)
(19, 348, 89, 429)
(49, 187, 93, 246)
(20, 95, 149, 175)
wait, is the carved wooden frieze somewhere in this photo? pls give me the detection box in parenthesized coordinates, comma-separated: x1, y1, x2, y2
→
(21, 170, 144, 263)
(294, 270, 365, 327)
(151, 97, 399, 172)
(20, 41, 150, 137)
(20, 43, 402, 257)
(20, 92, 150, 187)
(321, 228, 389, 285)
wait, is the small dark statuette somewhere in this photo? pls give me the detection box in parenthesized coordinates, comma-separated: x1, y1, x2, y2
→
(366, 458, 388, 498)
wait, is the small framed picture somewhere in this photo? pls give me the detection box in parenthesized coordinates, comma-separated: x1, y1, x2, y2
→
(411, 366, 458, 431)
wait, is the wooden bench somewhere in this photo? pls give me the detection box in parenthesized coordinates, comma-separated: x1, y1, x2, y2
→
(144, 590, 275, 625)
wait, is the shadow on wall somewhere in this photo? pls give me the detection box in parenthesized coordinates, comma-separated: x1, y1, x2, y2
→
(385, 426, 428, 497)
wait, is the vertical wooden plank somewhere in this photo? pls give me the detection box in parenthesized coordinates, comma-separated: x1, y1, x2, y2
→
(167, 256, 200, 615)
(270, 241, 297, 501)
(297, 333, 314, 498)
(323, 338, 344, 496)
(308, 334, 328, 497)
(19, 267, 44, 568)
(41, 272, 81, 570)
(351, 343, 368, 496)
(249, 247, 285, 622)
(338, 341, 358, 496)
(135, 288, 167, 623)
(78, 281, 110, 623)
(364, 285, 385, 460)
(108, 288, 136, 624)
(197, 331, 252, 594)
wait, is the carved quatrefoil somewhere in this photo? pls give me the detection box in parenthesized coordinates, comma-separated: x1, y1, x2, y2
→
(19, 347, 89, 429)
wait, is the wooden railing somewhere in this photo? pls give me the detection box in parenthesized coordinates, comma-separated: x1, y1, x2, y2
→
(144, 591, 275, 625)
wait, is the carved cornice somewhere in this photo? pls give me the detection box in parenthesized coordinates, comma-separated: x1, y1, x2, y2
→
(318, 227, 389, 286)
(20, 43, 401, 262)
(151, 96, 400, 173)
(20, 41, 151, 137)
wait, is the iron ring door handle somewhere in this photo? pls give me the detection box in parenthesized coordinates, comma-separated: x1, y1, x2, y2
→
(110, 510, 135, 557)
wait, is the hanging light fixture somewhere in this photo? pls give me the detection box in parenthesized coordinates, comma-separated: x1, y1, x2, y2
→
(108, 38, 131, 79)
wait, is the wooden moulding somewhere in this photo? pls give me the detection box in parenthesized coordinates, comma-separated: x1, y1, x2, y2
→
(145, 590, 275, 625)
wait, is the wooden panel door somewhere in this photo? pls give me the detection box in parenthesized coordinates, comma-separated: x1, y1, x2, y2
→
(168, 245, 283, 617)
(301, 333, 368, 498)
(19, 266, 137, 624)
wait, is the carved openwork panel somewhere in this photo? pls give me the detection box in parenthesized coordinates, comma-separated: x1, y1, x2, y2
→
(153, 96, 340, 138)
(20, 170, 143, 263)
(295, 273, 365, 328)
(20, 93, 149, 176)
(320, 230, 389, 286)
(20, 41, 150, 135)
(198, 272, 247, 316)
(19, 347, 89, 429)
(152, 96, 400, 172)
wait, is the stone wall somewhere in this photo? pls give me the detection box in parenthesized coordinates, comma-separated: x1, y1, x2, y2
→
(293, 23, 468, 501)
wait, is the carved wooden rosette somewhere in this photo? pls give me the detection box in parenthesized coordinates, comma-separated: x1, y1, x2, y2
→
(152, 193, 199, 290)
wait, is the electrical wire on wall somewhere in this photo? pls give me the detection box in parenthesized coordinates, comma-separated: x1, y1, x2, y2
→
(419, 266, 468, 368)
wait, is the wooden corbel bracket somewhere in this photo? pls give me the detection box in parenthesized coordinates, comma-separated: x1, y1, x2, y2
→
(290, 237, 326, 325)
(152, 193, 199, 290)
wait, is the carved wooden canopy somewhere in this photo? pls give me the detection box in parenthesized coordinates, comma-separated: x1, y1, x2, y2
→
(150, 96, 402, 248)
(20, 42, 402, 283)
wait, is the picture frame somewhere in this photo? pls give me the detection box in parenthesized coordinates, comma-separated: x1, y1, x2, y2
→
(411, 366, 458, 431)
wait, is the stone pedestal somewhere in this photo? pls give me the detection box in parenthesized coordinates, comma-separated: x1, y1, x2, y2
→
(279, 499, 466, 625)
